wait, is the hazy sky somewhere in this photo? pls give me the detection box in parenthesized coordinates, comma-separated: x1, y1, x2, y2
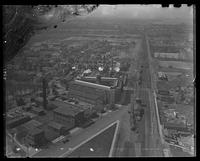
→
(88, 4, 193, 21)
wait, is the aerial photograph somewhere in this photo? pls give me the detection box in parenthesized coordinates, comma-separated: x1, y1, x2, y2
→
(3, 4, 195, 157)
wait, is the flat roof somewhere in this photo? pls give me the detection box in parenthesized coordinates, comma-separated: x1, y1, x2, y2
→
(84, 77, 118, 80)
(53, 101, 83, 117)
(22, 119, 42, 129)
(31, 107, 44, 112)
(7, 115, 31, 124)
(164, 122, 190, 131)
(73, 80, 111, 90)
(48, 121, 64, 130)
(69, 90, 103, 101)
(80, 77, 118, 86)
(28, 127, 43, 135)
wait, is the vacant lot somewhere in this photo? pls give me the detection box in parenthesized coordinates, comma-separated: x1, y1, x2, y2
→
(158, 61, 193, 70)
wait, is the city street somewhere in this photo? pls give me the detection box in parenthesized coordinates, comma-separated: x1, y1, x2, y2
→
(125, 35, 163, 156)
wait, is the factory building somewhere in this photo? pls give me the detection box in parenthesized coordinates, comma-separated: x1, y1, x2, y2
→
(69, 75, 123, 110)
(45, 121, 70, 141)
(164, 123, 191, 132)
(19, 119, 47, 146)
(6, 116, 32, 129)
(21, 119, 43, 130)
(47, 121, 68, 135)
(24, 128, 46, 147)
(30, 107, 45, 116)
(52, 101, 85, 130)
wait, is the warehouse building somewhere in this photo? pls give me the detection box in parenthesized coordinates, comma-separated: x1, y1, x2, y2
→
(6, 115, 31, 129)
(157, 90, 171, 96)
(24, 128, 46, 147)
(47, 121, 69, 136)
(158, 95, 175, 104)
(21, 119, 43, 130)
(69, 76, 122, 110)
(164, 123, 191, 133)
(30, 107, 45, 116)
(53, 101, 85, 130)
(18, 120, 44, 143)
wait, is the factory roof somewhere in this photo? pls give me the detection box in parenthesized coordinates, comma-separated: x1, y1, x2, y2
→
(28, 127, 44, 135)
(73, 80, 111, 90)
(7, 115, 31, 124)
(31, 107, 45, 112)
(53, 101, 83, 117)
(48, 121, 64, 130)
(22, 119, 42, 130)
(80, 77, 118, 87)
(69, 90, 103, 101)
(164, 122, 191, 132)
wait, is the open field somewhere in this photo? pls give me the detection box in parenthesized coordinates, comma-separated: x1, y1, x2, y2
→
(158, 61, 193, 70)
(28, 27, 141, 45)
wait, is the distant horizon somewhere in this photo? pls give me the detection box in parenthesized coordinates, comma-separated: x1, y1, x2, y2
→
(79, 5, 193, 24)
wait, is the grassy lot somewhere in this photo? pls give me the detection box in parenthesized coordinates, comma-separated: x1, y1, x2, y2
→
(67, 123, 117, 157)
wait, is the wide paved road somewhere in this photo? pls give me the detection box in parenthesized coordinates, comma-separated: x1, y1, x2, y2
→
(133, 35, 163, 156)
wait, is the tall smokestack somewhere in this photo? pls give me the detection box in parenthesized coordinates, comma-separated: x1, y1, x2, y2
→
(42, 78, 47, 110)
